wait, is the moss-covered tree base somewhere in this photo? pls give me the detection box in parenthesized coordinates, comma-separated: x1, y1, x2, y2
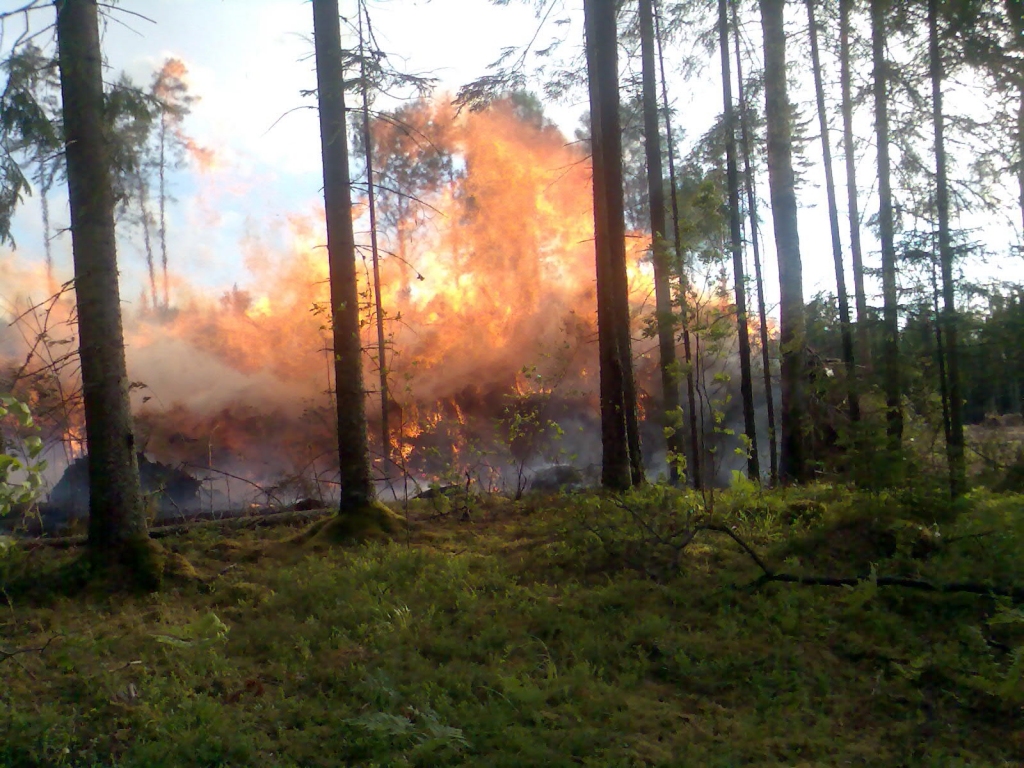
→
(293, 501, 405, 546)
(78, 535, 167, 593)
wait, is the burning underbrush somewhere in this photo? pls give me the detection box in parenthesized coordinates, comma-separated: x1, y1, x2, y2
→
(0, 96, 767, 528)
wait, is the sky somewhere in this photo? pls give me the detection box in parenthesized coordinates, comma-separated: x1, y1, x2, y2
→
(0, 0, 1018, 324)
(1, 0, 587, 297)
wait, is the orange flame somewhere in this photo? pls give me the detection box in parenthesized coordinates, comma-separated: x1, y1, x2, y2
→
(3, 96, 683, 489)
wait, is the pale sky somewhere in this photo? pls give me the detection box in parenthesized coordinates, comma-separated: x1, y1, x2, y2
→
(0, 0, 1017, 319)
(3, 0, 584, 296)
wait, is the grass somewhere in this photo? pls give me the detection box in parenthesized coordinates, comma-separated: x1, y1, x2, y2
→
(1, 484, 1023, 767)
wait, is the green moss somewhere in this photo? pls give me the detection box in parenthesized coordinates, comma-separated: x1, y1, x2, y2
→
(69, 535, 167, 593)
(163, 552, 199, 582)
(296, 500, 405, 546)
(2, 489, 1024, 766)
(118, 535, 166, 591)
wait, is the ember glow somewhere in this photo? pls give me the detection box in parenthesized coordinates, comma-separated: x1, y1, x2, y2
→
(3, 98, 666, 501)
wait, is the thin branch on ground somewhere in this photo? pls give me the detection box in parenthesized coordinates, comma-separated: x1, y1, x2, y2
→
(599, 501, 1024, 603)
(0, 634, 59, 664)
(184, 463, 284, 508)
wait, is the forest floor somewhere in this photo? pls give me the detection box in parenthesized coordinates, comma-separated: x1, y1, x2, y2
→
(2, 482, 1024, 767)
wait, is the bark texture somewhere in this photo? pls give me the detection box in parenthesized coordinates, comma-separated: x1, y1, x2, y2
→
(719, 0, 760, 480)
(929, 0, 965, 496)
(359, 5, 391, 467)
(840, 0, 871, 369)
(807, 0, 860, 424)
(654, 1, 702, 488)
(639, 0, 683, 483)
(732, 0, 778, 485)
(55, 0, 151, 568)
(760, 0, 807, 482)
(585, 0, 641, 489)
(312, 0, 375, 509)
(871, 0, 904, 451)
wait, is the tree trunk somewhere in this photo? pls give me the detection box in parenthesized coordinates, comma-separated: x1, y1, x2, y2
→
(54, 0, 153, 580)
(931, 263, 951, 446)
(157, 116, 169, 309)
(1008, 0, 1024, 237)
(871, 0, 903, 453)
(38, 160, 57, 290)
(585, 0, 640, 490)
(358, 3, 391, 468)
(719, 0, 760, 481)
(1018, 95, 1024, 241)
(312, 0, 375, 509)
(639, 0, 683, 484)
(760, 0, 807, 483)
(840, 0, 871, 370)
(807, 0, 860, 424)
(654, 1, 702, 488)
(929, 0, 965, 496)
(731, 0, 778, 486)
(134, 169, 158, 309)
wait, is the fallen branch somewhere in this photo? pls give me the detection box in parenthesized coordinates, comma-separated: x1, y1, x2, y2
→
(596, 503, 1024, 604)
(0, 635, 59, 664)
(18, 507, 335, 549)
(691, 525, 1024, 603)
(185, 463, 285, 507)
(750, 571, 1024, 602)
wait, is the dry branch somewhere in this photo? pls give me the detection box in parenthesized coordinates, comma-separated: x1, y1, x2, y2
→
(17, 507, 335, 549)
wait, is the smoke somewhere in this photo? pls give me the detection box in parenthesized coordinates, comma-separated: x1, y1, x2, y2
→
(2, 96, 771, 499)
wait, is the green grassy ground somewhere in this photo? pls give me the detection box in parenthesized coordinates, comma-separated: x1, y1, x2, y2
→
(1, 485, 1023, 767)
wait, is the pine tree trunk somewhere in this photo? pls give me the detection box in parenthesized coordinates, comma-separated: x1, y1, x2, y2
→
(731, 0, 778, 486)
(931, 264, 951, 446)
(55, 0, 153, 580)
(719, 0, 760, 481)
(639, 0, 683, 484)
(359, 3, 391, 468)
(585, 0, 639, 490)
(840, 0, 871, 370)
(759, 0, 807, 483)
(1018, 95, 1024, 238)
(312, 0, 375, 509)
(654, 1, 702, 488)
(1008, 0, 1024, 237)
(134, 170, 158, 309)
(807, 0, 860, 423)
(39, 159, 58, 292)
(871, 0, 904, 453)
(158, 117, 168, 309)
(929, 0, 965, 496)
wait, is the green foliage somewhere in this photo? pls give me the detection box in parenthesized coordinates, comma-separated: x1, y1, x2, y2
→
(2, 488, 1024, 766)
(0, 44, 61, 246)
(0, 394, 46, 519)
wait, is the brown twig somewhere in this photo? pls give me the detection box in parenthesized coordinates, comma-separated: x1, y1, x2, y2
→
(0, 634, 59, 664)
(598, 501, 1024, 603)
(17, 507, 335, 549)
(184, 463, 285, 507)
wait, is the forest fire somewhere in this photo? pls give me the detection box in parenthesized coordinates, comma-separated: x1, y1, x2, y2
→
(2, 97, 675, 509)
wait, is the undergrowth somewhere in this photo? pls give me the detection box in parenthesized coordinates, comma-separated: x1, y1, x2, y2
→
(1, 484, 1023, 766)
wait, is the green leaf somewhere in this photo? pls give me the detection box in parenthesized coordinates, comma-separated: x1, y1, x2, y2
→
(0, 455, 22, 474)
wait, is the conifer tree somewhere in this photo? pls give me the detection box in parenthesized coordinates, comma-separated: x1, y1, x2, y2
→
(760, 0, 807, 482)
(312, 0, 375, 509)
(55, 0, 155, 583)
(585, 0, 642, 489)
